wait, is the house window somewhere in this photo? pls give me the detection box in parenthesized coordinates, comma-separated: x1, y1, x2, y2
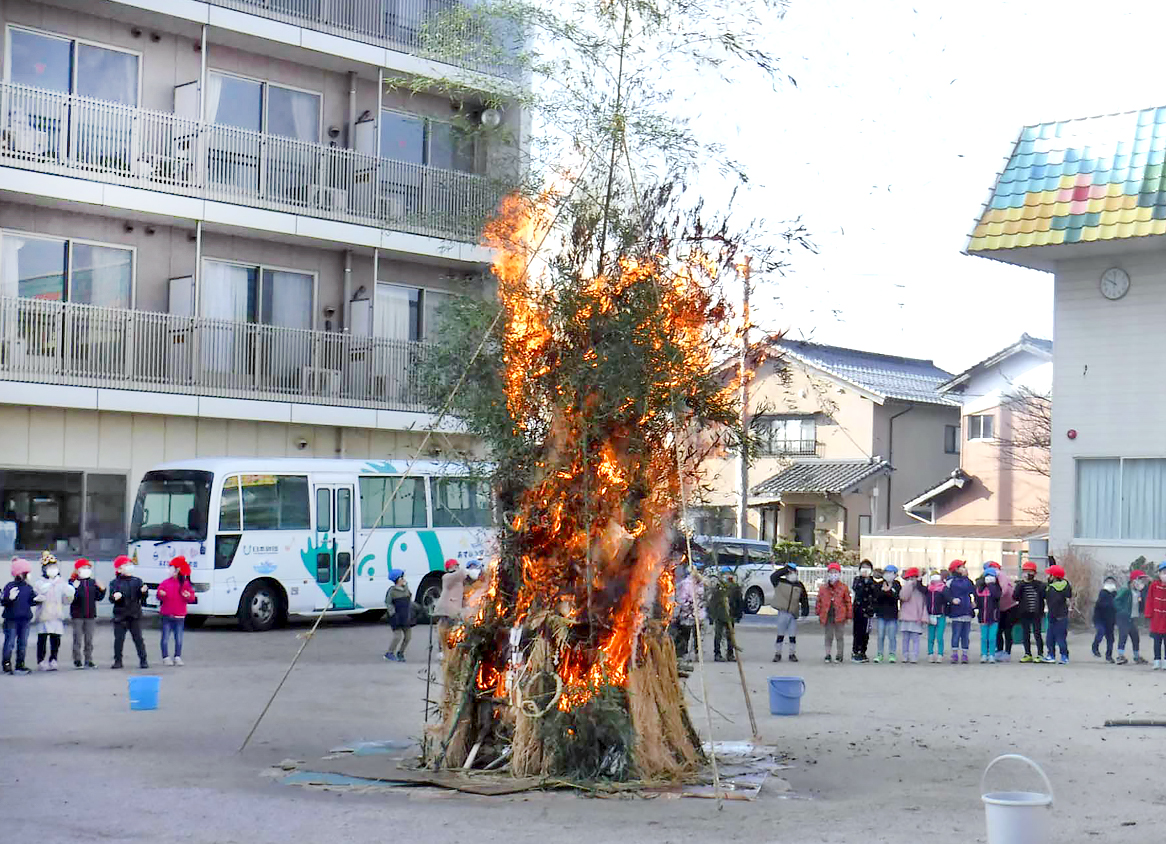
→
(206, 71, 321, 142)
(967, 414, 995, 441)
(0, 469, 126, 557)
(374, 282, 451, 341)
(944, 424, 960, 454)
(691, 506, 735, 537)
(1075, 457, 1166, 540)
(380, 109, 475, 173)
(0, 231, 133, 308)
(756, 416, 817, 456)
(199, 260, 314, 329)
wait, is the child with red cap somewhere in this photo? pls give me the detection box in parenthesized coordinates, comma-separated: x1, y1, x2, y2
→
(157, 556, 197, 666)
(1044, 564, 1073, 664)
(69, 559, 105, 669)
(944, 560, 976, 664)
(1013, 561, 1046, 663)
(109, 555, 150, 670)
(976, 564, 1003, 664)
(816, 562, 851, 663)
(897, 568, 927, 664)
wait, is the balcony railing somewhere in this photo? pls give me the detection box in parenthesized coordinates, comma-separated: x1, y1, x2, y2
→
(0, 296, 441, 413)
(758, 439, 822, 458)
(0, 83, 501, 244)
(208, 0, 517, 80)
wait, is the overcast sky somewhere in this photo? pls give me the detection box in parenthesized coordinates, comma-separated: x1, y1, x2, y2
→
(695, 0, 1166, 373)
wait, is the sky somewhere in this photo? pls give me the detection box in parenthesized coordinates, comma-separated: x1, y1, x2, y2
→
(691, 0, 1166, 373)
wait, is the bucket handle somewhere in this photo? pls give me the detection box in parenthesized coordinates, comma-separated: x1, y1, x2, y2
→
(981, 754, 1054, 804)
(773, 678, 805, 696)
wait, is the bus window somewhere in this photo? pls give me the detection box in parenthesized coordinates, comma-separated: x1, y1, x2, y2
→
(215, 534, 241, 570)
(359, 477, 427, 528)
(130, 470, 213, 542)
(432, 477, 493, 528)
(219, 476, 241, 531)
(336, 488, 351, 532)
(240, 475, 310, 531)
(315, 487, 331, 532)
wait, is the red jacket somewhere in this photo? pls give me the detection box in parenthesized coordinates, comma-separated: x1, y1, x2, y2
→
(1146, 579, 1166, 635)
(817, 580, 852, 624)
(156, 576, 197, 618)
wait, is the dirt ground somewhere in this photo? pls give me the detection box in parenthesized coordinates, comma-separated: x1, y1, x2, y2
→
(1, 614, 1163, 844)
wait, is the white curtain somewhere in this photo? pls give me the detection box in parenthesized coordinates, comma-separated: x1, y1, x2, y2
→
(288, 90, 320, 143)
(205, 73, 224, 123)
(0, 234, 26, 298)
(1075, 458, 1120, 539)
(263, 270, 312, 329)
(375, 283, 413, 340)
(1121, 458, 1166, 540)
(71, 244, 131, 309)
(200, 260, 251, 377)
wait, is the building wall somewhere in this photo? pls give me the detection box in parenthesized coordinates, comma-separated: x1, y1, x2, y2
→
(1050, 248, 1166, 567)
(873, 400, 960, 529)
(861, 535, 1021, 576)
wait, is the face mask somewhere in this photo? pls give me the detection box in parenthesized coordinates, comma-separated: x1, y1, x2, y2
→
(827, 573, 840, 584)
(77, 569, 92, 580)
(45, 566, 59, 578)
(1025, 572, 1035, 580)
(1159, 572, 1166, 583)
(785, 572, 798, 582)
(118, 565, 134, 577)
(1103, 582, 1117, 592)
(930, 575, 941, 584)
(984, 575, 996, 584)
(1131, 580, 1142, 591)
(467, 568, 481, 581)
(859, 568, 872, 578)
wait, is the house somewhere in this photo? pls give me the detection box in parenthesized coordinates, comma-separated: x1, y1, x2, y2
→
(692, 338, 961, 550)
(966, 105, 1166, 569)
(862, 334, 1052, 571)
(0, 0, 521, 561)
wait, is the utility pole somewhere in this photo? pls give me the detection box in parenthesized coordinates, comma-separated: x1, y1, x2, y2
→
(737, 257, 752, 538)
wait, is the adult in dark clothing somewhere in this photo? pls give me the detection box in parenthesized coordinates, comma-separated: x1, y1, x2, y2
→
(709, 568, 744, 661)
(108, 555, 149, 669)
(69, 558, 105, 669)
(851, 560, 879, 662)
(1013, 561, 1046, 662)
(1092, 574, 1118, 662)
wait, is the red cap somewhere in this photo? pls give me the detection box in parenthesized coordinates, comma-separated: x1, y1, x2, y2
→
(1130, 569, 1146, 581)
(903, 566, 920, 579)
(948, 560, 965, 573)
(73, 558, 92, 570)
(114, 555, 133, 570)
(984, 560, 1001, 569)
(826, 563, 841, 572)
(170, 556, 191, 576)
(444, 559, 459, 572)
(1021, 561, 1038, 572)
(1046, 564, 1065, 578)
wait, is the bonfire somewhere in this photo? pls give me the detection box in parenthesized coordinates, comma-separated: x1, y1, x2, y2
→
(426, 186, 745, 782)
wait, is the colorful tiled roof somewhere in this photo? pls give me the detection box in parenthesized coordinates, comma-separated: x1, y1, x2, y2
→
(751, 459, 892, 498)
(968, 107, 1166, 253)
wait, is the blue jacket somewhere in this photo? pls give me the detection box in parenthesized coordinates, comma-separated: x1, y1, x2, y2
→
(944, 575, 977, 619)
(1092, 589, 1117, 626)
(2, 578, 36, 622)
(976, 580, 1002, 624)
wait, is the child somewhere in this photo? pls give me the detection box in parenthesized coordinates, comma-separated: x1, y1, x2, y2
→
(925, 572, 948, 662)
(769, 563, 809, 662)
(674, 566, 705, 659)
(2, 558, 36, 675)
(873, 564, 901, 663)
(816, 562, 851, 663)
(1114, 570, 1148, 665)
(976, 566, 1002, 663)
(1013, 561, 1046, 663)
(32, 552, 74, 671)
(69, 559, 105, 669)
(109, 555, 150, 670)
(156, 556, 197, 666)
(1044, 564, 1073, 664)
(897, 567, 926, 664)
(944, 560, 976, 664)
(710, 567, 745, 662)
(850, 560, 879, 663)
(384, 569, 415, 662)
(1092, 574, 1118, 663)
(988, 561, 1018, 661)
(1147, 561, 1166, 669)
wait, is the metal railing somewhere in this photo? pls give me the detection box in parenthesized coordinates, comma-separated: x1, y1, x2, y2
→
(0, 296, 440, 412)
(209, 0, 518, 79)
(0, 83, 501, 244)
(758, 439, 822, 457)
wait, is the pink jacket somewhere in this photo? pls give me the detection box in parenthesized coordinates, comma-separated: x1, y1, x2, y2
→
(898, 579, 928, 624)
(997, 569, 1018, 613)
(156, 576, 196, 618)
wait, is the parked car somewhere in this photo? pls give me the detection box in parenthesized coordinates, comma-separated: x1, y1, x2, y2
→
(692, 536, 775, 614)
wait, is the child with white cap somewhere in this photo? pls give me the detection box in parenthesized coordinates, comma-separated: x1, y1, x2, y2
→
(32, 552, 74, 671)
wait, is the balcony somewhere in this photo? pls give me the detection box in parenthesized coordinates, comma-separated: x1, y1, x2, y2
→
(0, 296, 440, 413)
(758, 440, 823, 458)
(0, 83, 501, 245)
(208, 0, 516, 79)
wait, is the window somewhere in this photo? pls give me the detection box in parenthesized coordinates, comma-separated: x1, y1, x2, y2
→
(7, 28, 139, 103)
(315, 487, 331, 532)
(374, 283, 450, 341)
(0, 232, 133, 308)
(432, 478, 493, 528)
(239, 475, 310, 531)
(336, 488, 352, 532)
(691, 506, 734, 537)
(1074, 457, 1166, 540)
(944, 424, 960, 454)
(2, 471, 127, 558)
(380, 110, 475, 173)
(755, 416, 817, 456)
(199, 260, 313, 329)
(360, 477, 427, 528)
(219, 476, 241, 531)
(967, 414, 995, 441)
(206, 71, 320, 141)
(129, 470, 213, 543)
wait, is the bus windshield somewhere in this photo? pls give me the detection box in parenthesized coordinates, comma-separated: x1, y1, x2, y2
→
(129, 470, 213, 542)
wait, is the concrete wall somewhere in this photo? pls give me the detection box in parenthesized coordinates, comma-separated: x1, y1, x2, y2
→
(874, 400, 960, 530)
(1050, 247, 1166, 567)
(861, 535, 1022, 576)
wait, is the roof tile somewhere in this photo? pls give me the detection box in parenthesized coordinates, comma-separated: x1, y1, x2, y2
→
(777, 340, 958, 406)
(751, 460, 892, 497)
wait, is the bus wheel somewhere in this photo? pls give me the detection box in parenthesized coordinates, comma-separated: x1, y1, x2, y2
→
(184, 615, 208, 629)
(744, 586, 764, 615)
(416, 574, 443, 624)
(239, 580, 282, 632)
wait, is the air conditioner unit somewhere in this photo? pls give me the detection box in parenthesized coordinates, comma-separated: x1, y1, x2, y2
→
(301, 366, 342, 396)
(311, 185, 348, 210)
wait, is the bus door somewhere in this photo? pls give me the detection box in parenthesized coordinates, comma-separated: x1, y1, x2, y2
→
(313, 484, 355, 610)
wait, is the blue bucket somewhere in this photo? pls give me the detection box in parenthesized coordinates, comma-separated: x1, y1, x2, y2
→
(128, 675, 160, 711)
(768, 676, 805, 716)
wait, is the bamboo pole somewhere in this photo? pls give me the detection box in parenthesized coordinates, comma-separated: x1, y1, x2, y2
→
(723, 595, 759, 742)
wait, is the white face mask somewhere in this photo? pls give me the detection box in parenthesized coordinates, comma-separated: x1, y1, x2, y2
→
(467, 568, 481, 581)
(859, 568, 872, 577)
(930, 575, 941, 584)
(1159, 572, 1166, 583)
(984, 575, 997, 584)
(77, 569, 92, 580)
(884, 572, 896, 581)
(45, 566, 59, 578)
(827, 572, 840, 584)
(118, 565, 134, 577)
(785, 572, 798, 582)
(1103, 582, 1117, 592)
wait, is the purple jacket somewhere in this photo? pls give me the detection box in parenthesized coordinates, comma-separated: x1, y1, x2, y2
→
(976, 581, 1003, 624)
(925, 583, 949, 616)
(944, 575, 977, 620)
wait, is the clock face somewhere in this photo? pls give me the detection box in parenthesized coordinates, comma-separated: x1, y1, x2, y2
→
(1100, 267, 1130, 300)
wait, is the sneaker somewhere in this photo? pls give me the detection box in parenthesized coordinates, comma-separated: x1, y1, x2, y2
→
(48, 660, 58, 671)
(84, 661, 96, 669)
(14, 665, 30, 675)
(37, 661, 47, 672)
(873, 654, 883, 663)
(772, 653, 782, 663)
(1154, 660, 1162, 670)
(1020, 654, 1033, 663)
(74, 660, 83, 669)
(789, 654, 799, 663)
(2, 661, 11, 675)
(1115, 655, 1128, 665)
(173, 657, 184, 667)
(1092, 648, 1101, 659)
(1043, 655, 1056, 664)
(383, 652, 398, 662)
(961, 653, 969, 664)
(1106, 656, 1115, 664)
(824, 655, 832, 663)
(395, 653, 406, 663)
(851, 655, 863, 664)
(1134, 655, 1149, 665)
(162, 657, 173, 666)
(110, 661, 123, 670)
(835, 655, 844, 664)
(713, 654, 725, 662)
(888, 653, 896, 664)
(1059, 656, 1069, 665)
(139, 661, 149, 670)
(950, 652, 959, 664)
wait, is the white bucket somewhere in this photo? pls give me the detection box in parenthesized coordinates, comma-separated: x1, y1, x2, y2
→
(981, 754, 1054, 844)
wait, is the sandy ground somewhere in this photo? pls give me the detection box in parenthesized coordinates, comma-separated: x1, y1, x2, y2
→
(1, 614, 1163, 844)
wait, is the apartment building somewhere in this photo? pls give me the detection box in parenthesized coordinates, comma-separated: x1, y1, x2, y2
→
(0, 0, 521, 561)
